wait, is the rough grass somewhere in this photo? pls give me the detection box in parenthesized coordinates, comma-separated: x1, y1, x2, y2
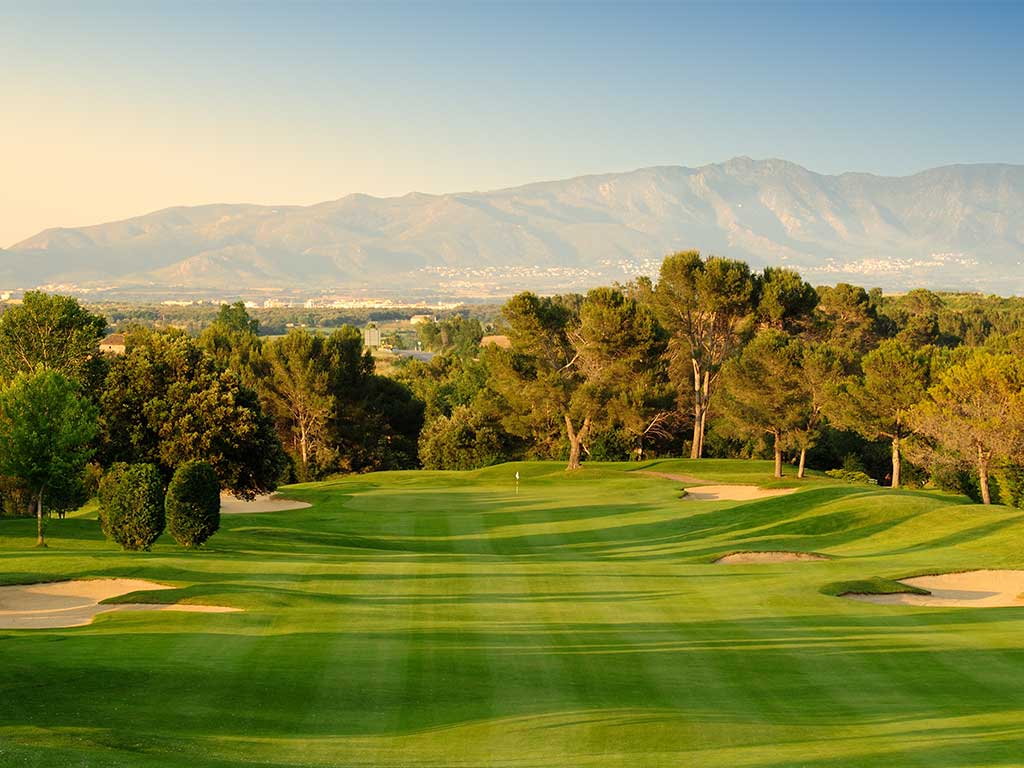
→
(2, 459, 1024, 767)
(821, 576, 931, 597)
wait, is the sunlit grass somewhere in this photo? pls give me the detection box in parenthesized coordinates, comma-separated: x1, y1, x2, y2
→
(2, 460, 1024, 766)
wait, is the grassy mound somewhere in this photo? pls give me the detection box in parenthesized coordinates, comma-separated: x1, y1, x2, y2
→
(821, 576, 931, 597)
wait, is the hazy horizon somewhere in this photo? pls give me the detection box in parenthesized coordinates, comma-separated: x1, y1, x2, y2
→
(4, 0, 1023, 246)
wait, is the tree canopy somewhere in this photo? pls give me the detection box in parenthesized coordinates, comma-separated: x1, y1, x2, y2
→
(0, 368, 98, 545)
(99, 328, 286, 498)
(0, 291, 107, 387)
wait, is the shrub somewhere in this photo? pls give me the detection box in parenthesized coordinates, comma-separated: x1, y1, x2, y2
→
(98, 463, 165, 550)
(993, 465, 1024, 508)
(586, 428, 633, 462)
(825, 468, 878, 485)
(165, 461, 221, 548)
(418, 406, 507, 470)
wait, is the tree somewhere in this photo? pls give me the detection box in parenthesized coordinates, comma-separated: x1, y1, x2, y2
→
(199, 302, 267, 389)
(0, 369, 98, 546)
(0, 291, 108, 386)
(165, 461, 221, 547)
(263, 329, 334, 478)
(320, 327, 424, 473)
(827, 339, 932, 488)
(488, 292, 584, 467)
(757, 267, 819, 332)
(813, 283, 884, 362)
(792, 343, 845, 478)
(489, 289, 665, 470)
(719, 330, 806, 478)
(416, 315, 484, 358)
(890, 289, 943, 347)
(570, 287, 669, 464)
(100, 329, 287, 497)
(911, 352, 1024, 504)
(653, 252, 757, 458)
(98, 463, 165, 551)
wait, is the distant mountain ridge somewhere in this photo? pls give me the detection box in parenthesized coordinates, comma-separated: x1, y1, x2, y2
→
(4, 157, 1023, 296)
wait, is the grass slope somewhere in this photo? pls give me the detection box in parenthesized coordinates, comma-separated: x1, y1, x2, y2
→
(2, 459, 1024, 767)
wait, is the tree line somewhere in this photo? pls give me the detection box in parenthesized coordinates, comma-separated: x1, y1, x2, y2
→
(2, 251, 1024, 544)
(0, 294, 422, 545)
(397, 252, 1024, 506)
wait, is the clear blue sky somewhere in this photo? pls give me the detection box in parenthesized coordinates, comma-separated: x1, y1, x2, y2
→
(2, 0, 1022, 245)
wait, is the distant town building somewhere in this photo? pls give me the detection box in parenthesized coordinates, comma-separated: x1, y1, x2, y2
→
(363, 326, 381, 348)
(0, 291, 11, 301)
(409, 314, 436, 325)
(479, 334, 511, 349)
(100, 333, 127, 356)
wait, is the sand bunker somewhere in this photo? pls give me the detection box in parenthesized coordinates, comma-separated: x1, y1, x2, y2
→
(715, 551, 829, 564)
(846, 570, 1024, 608)
(683, 485, 797, 501)
(220, 493, 311, 514)
(0, 579, 239, 629)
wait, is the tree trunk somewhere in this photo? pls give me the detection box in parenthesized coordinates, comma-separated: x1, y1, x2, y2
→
(690, 361, 707, 459)
(690, 394, 702, 460)
(978, 447, 991, 505)
(891, 436, 901, 489)
(773, 433, 783, 478)
(36, 491, 46, 548)
(299, 420, 309, 467)
(797, 447, 807, 479)
(565, 415, 591, 471)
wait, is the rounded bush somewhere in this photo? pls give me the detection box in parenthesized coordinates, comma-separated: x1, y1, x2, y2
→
(165, 460, 221, 548)
(98, 463, 165, 551)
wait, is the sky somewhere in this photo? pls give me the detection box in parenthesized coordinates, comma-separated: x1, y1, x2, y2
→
(2, 0, 1022, 246)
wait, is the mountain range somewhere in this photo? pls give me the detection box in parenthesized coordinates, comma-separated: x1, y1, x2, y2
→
(4, 157, 1023, 297)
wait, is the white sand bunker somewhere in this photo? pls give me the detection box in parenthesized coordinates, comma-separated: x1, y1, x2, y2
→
(716, 551, 829, 564)
(220, 493, 311, 514)
(0, 579, 239, 629)
(684, 485, 797, 501)
(848, 570, 1024, 608)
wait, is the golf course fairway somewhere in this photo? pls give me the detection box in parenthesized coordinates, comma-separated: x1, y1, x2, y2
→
(3, 459, 1024, 767)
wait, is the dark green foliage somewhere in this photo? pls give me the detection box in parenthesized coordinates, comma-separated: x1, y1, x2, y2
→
(418, 405, 508, 470)
(585, 428, 634, 461)
(825, 468, 877, 484)
(813, 283, 885, 362)
(98, 463, 165, 551)
(757, 267, 819, 331)
(165, 461, 221, 548)
(99, 328, 287, 498)
(199, 302, 268, 390)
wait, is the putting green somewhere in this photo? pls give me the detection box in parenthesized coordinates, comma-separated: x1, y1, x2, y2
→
(2, 459, 1024, 767)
